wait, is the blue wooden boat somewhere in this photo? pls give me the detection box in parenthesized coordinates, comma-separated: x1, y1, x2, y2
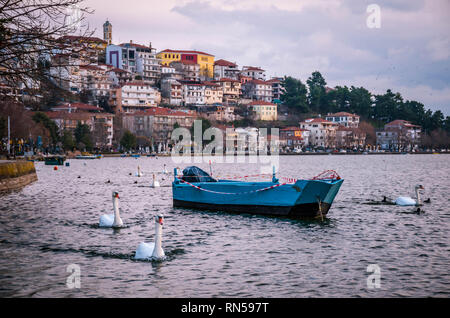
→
(172, 167, 344, 218)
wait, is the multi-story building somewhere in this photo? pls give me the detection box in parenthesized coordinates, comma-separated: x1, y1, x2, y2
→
(161, 78, 183, 106)
(266, 77, 284, 103)
(280, 127, 310, 149)
(200, 105, 235, 122)
(157, 49, 215, 79)
(300, 118, 339, 148)
(179, 80, 205, 106)
(203, 81, 223, 105)
(248, 101, 277, 121)
(325, 112, 360, 128)
(106, 41, 161, 84)
(214, 59, 240, 80)
(376, 131, 399, 150)
(121, 107, 196, 150)
(242, 79, 273, 102)
(107, 67, 133, 86)
(50, 53, 83, 93)
(336, 126, 366, 149)
(47, 103, 114, 148)
(240, 66, 266, 81)
(170, 60, 200, 82)
(160, 65, 183, 81)
(110, 81, 160, 113)
(79, 64, 112, 101)
(58, 35, 107, 65)
(213, 78, 241, 105)
(380, 119, 421, 151)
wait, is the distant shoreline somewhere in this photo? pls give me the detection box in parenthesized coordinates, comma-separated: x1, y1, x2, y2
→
(99, 152, 449, 157)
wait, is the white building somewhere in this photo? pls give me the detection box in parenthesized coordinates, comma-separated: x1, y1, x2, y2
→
(106, 41, 161, 84)
(161, 78, 183, 106)
(214, 59, 240, 80)
(242, 79, 273, 103)
(325, 112, 360, 128)
(180, 80, 205, 106)
(300, 118, 339, 148)
(112, 81, 161, 113)
(241, 66, 266, 81)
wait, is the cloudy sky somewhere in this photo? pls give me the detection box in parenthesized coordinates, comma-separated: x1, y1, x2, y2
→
(85, 0, 450, 115)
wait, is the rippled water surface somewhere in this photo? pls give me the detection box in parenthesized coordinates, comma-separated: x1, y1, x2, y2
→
(0, 155, 449, 297)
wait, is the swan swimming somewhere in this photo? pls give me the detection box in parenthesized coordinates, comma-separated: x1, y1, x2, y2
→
(135, 215, 165, 260)
(151, 174, 160, 188)
(135, 166, 143, 177)
(99, 191, 124, 227)
(395, 185, 424, 206)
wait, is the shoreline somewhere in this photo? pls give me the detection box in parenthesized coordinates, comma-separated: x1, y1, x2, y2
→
(0, 161, 38, 193)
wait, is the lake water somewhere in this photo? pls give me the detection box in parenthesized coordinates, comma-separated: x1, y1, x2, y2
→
(0, 155, 449, 297)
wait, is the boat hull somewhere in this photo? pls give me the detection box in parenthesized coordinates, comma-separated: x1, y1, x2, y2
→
(173, 199, 331, 217)
(172, 179, 343, 218)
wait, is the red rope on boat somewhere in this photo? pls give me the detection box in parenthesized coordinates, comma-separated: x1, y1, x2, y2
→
(310, 170, 341, 180)
(177, 179, 287, 195)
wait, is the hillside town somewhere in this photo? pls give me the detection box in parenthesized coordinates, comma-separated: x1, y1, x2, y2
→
(0, 19, 445, 156)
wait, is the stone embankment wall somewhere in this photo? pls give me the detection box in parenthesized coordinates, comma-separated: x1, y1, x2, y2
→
(0, 161, 38, 193)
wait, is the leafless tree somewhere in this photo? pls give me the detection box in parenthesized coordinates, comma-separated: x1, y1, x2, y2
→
(0, 0, 94, 90)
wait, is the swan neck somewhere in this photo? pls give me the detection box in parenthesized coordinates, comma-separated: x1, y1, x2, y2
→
(415, 188, 421, 205)
(113, 198, 122, 225)
(152, 223, 164, 258)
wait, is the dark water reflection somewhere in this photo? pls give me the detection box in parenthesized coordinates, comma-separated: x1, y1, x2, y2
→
(0, 154, 449, 297)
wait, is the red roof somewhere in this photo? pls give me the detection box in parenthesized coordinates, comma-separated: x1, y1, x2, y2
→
(124, 107, 196, 117)
(243, 66, 265, 72)
(248, 101, 276, 106)
(214, 78, 240, 83)
(119, 42, 152, 50)
(79, 65, 104, 71)
(53, 103, 100, 112)
(121, 81, 153, 87)
(266, 78, 281, 84)
(59, 35, 106, 44)
(215, 59, 237, 67)
(248, 79, 271, 85)
(281, 126, 306, 131)
(202, 81, 220, 87)
(386, 120, 421, 128)
(159, 49, 214, 57)
(326, 112, 359, 117)
(302, 118, 335, 124)
(107, 67, 130, 74)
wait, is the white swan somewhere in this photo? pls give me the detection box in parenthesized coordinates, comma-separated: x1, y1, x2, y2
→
(135, 166, 143, 177)
(163, 164, 168, 174)
(151, 174, 160, 188)
(135, 215, 165, 260)
(99, 191, 124, 227)
(395, 185, 424, 206)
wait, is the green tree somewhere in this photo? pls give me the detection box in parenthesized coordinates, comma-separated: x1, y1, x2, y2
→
(120, 130, 137, 151)
(348, 86, 372, 118)
(61, 130, 75, 151)
(74, 122, 93, 151)
(32, 112, 59, 148)
(280, 76, 309, 113)
(327, 86, 350, 113)
(307, 71, 328, 113)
